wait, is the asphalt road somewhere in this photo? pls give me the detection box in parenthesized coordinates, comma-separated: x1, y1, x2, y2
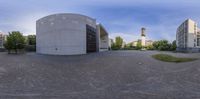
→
(0, 51, 199, 99)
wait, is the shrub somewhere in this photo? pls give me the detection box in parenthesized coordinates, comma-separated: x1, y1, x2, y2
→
(146, 45, 154, 50)
(4, 31, 26, 54)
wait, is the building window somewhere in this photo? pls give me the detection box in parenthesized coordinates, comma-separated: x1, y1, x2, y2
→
(86, 25, 97, 53)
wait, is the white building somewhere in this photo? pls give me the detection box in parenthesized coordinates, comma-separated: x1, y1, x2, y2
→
(132, 40, 153, 47)
(108, 39, 114, 50)
(96, 24, 109, 52)
(141, 27, 146, 46)
(0, 32, 5, 48)
(176, 19, 200, 52)
(36, 13, 109, 55)
(131, 27, 153, 47)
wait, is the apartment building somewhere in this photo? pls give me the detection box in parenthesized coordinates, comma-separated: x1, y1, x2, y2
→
(176, 19, 200, 52)
(0, 32, 5, 48)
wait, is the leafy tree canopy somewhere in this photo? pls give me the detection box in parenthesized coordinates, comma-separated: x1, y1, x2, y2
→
(4, 31, 25, 54)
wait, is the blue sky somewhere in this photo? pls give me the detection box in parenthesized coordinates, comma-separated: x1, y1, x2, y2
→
(0, 0, 200, 43)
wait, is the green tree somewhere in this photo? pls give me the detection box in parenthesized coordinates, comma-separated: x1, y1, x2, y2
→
(170, 40, 177, 51)
(115, 36, 123, 49)
(4, 31, 25, 54)
(158, 40, 170, 51)
(111, 43, 118, 50)
(153, 40, 171, 51)
(146, 45, 154, 50)
(27, 35, 36, 45)
(25, 35, 36, 52)
(125, 43, 132, 48)
(136, 40, 142, 50)
(153, 41, 159, 50)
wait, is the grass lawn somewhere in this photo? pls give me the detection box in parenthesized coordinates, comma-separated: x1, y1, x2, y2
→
(152, 54, 198, 63)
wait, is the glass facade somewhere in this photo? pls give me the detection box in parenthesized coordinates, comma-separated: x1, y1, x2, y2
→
(86, 25, 97, 53)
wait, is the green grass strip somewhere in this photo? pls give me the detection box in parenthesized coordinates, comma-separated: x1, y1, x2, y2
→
(152, 54, 198, 63)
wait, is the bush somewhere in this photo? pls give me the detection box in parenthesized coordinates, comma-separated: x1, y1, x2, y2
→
(4, 31, 26, 54)
(136, 41, 142, 50)
(152, 40, 176, 51)
(146, 45, 154, 50)
(27, 35, 36, 45)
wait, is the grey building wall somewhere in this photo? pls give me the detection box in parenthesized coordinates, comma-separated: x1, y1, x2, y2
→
(96, 24, 109, 51)
(176, 47, 200, 53)
(36, 13, 96, 55)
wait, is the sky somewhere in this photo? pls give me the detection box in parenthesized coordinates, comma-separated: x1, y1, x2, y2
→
(0, 0, 200, 43)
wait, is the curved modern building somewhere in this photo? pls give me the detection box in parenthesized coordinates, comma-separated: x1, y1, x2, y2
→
(36, 13, 109, 55)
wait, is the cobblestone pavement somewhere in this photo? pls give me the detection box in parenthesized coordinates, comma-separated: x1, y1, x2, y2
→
(0, 51, 199, 99)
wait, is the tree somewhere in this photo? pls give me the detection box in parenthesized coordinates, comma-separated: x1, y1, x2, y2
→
(146, 45, 154, 50)
(111, 43, 118, 50)
(115, 36, 123, 49)
(153, 41, 159, 50)
(170, 40, 177, 51)
(4, 31, 25, 54)
(25, 35, 36, 52)
(152, 40, 176, 51)
(125, 43, 132, 48)
(158, 40, 170, 51)
(27, 35, 36, 45)
(136, 40, 142, 50)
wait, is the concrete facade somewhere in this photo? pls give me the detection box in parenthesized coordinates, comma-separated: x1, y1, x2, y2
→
(141, 28, 146, 46)
(97, 24, 109, 52)
(36, 13, 109, 55)
(141, 36, 146, 46)
(176, 19, 200, 52)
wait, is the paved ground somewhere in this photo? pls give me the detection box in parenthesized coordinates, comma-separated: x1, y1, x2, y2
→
(0, 51, 199, 99)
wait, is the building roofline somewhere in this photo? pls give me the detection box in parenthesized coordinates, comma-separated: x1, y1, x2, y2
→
(97, 23, 109, 35)
(37, 13, 96, 22)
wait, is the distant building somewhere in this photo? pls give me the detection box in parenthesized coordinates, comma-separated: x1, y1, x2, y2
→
(132, 39, 153, 47)
(146, 40, 154, 46)
(176, 19, 200, 52)
(122, 42, 126, 48)
(131, 28, 153, 47)
(141, 27, 146, 46)
(0, 32, 6, 48)
(132, 41, 138, 46)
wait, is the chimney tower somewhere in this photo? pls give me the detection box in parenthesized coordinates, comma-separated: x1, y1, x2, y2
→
(141, 27, 146, 46)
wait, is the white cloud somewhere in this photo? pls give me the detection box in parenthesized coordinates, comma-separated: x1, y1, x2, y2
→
(64, 0, 200, 8)
(109, 33, 140, 43)
(2, 12, 51, 35)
